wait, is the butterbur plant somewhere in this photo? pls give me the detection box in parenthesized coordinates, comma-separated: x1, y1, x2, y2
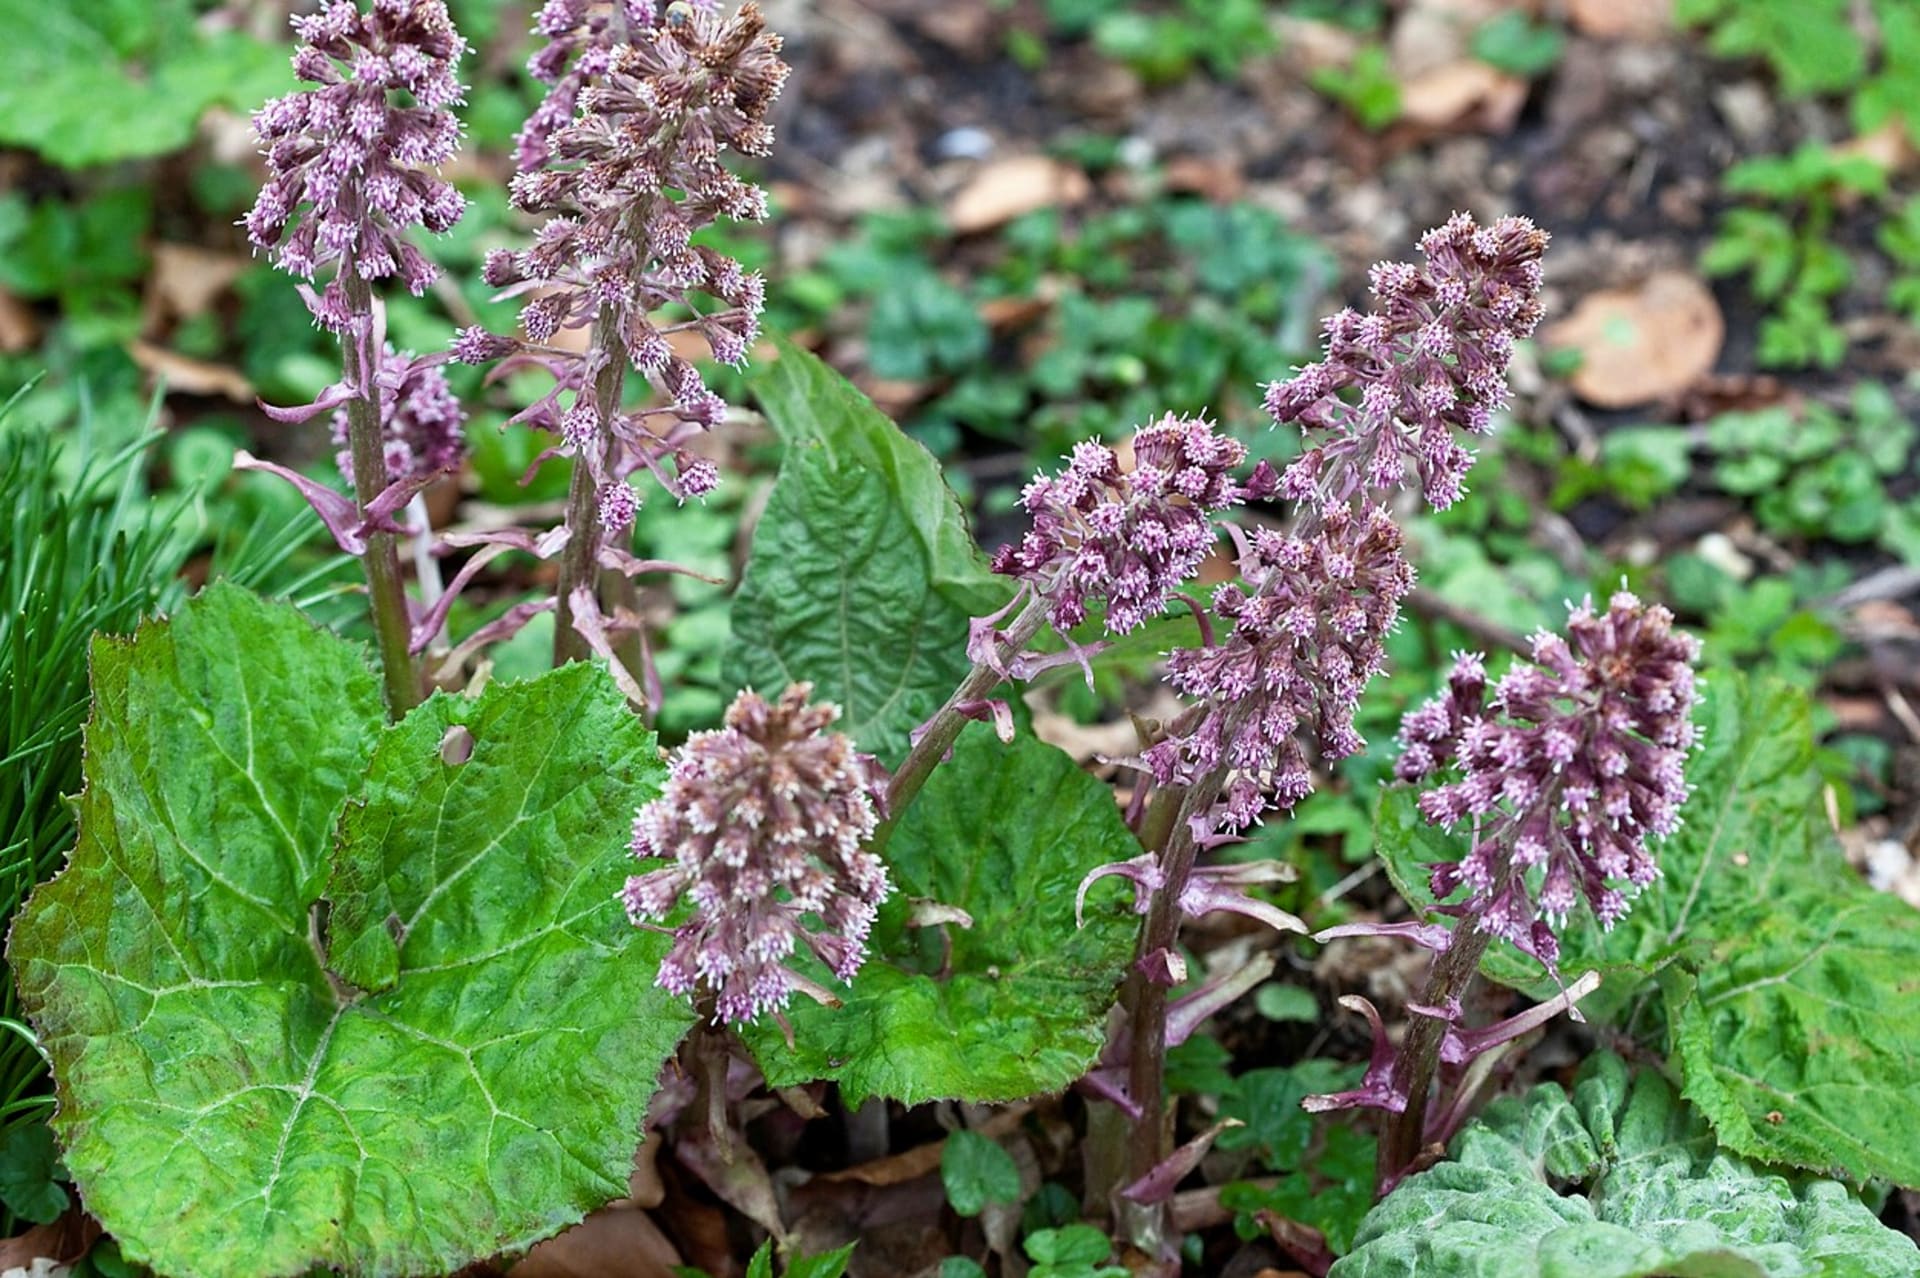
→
(233, 0, 469, 716)
(1309, 591, 1702, 1184)
(11, 4, 1920, 1277)
(453, 0, 783, 679)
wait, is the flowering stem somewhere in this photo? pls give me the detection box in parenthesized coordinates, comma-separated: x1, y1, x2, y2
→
(553, 309, 627, 667)
(340, 274, 421, 719)
(1119, 772, 1225, 1249)
(879, 595, 1049, 831)
(1378, 921, 1494, 1187)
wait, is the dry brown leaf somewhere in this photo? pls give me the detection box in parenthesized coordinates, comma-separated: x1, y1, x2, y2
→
(1030, 711, 1142, 767)
(1834, 121, 1917, 175)
(128, 341, 255, 402)
(1162, 155, 1246, 202)
(144, 243, 249, 329)
(978, 294, 1050, 332)
(948, 156, 1090, 235)
(1544, 271, 1724, 408)
(0, 289, 38, 354)
(1398, 61, 1529, 133)
(0, 1208, 100, 1271)
(1567, 0, 1672, 40)
(509, 1209, 682, 1278)
(1273, 16, 1362, 73)
(823, 1103, 1034, 1187)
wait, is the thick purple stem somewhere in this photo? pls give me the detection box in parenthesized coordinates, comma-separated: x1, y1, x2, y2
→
(1378, 921, 1494, 1186)
(341, 273, 421, 718)
(877, 594, 1049, 840)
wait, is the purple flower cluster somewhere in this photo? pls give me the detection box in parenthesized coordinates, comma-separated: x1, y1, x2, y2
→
(1266, 213, 1549, 510)
(622, 683, 891, 1023)
(328, 345, 466, 485)
(1145, 504, 1414, 830)
(1397, 591, 1701, 967)
(246, 0, 468, 327)
(454, 1, 784, 523)
(991, 414, 1274, 635)
(516, 1, 720, 172)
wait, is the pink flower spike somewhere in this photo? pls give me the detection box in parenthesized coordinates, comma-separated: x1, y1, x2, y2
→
(1397, 592, 1701, 966)
(627, 683, 891, 1023)
(992, 413, 1262, 638)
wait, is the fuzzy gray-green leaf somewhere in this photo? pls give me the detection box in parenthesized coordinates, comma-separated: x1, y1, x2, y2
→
(1332, 1054, 1917, 1277)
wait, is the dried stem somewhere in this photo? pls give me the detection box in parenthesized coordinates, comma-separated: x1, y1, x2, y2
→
(340, 273, 421, 718)
(553, 309, 628, 666)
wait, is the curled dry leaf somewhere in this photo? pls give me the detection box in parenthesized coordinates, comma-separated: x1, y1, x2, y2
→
(1567, 0, 1672, 40)
(1399, 61, 1530, 133)
(947, 155, 1091, 235)
(127, 340, 254, 402)
(1543, 270, 1724, 408)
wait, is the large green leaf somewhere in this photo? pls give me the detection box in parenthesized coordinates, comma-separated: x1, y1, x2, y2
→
(1667, 891, 1920, 1187)
(1332, 1053, 1918, 1277)
(1375, 675, 1920, 1186)
(0, 1, 290, 168)
(8, 585, 693, 1278)
(727, 342, 1010, 765)
(739, 725, 1139, 1106)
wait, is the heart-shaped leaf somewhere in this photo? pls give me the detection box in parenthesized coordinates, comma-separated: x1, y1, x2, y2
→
(8, 584, 692, 1278)
(728, 342, 1010, 766)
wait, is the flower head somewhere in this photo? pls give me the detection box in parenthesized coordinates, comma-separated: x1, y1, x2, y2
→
(1145, 503, 1415, 831)
(246, 0, 468, 325)
(991, 414, 1275, 635)
(328, 346, 466, 484)
(1267, 213, 1549, 510)
(1397, 591, 1701, 967)
(516, 0, 724, 171)
(623, 683, 891, 1023)
(460, 2, 786, 500)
